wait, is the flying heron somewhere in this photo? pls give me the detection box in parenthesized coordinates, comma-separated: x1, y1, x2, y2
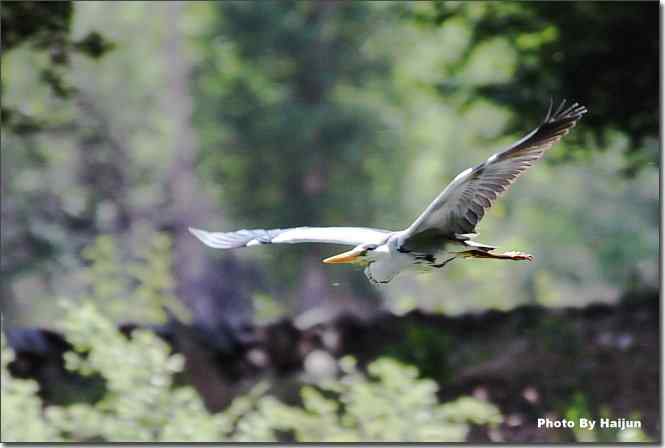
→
(190, 100, 587, 285)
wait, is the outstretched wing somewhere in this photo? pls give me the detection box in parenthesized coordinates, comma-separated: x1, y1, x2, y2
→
(189, 226, 392, 249)
(402, 100, 587, 243)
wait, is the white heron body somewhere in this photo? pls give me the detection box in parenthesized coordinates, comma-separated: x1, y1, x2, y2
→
(362, 236, 409, 284)
(190, 101, 587, 285)
(364, 240, 442, 284)
(364, 250, 413, 284)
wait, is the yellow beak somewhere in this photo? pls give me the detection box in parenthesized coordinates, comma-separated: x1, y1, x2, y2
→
(322, 249, 363, 264)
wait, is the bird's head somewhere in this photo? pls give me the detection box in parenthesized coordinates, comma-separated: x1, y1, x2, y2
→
(322, 243, 384, 266)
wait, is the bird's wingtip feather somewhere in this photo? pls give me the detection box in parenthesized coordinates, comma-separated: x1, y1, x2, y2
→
(188, 227, 217, 246)
(544, 97, 554, 122)
(188, 227, 205, 237)
(543, 99, 588, 125)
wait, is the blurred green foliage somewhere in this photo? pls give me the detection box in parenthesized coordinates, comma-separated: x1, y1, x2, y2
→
(2, 2, 194, 325)
(1, 333, 63, 442)
(564, 392, 651, 443)
(1, 326, 501, 442)
(0, 3, 658, 443)
(193, 1, 406, 296)
(259, 357, 502, 442)
(2, 2, 659, 322)
(381, 322, 454, 384)
(78, 231, 190, 324)
(2, 233, 501, 442)
(1, 1, 112, 131)
(409, 1, 658, 173)
(1, 305, 501, 442)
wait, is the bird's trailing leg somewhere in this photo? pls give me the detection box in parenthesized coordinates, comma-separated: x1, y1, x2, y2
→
(459, 249, 534, 261)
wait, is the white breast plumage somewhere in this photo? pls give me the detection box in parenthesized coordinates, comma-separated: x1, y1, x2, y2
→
(364, 251, 414, 284)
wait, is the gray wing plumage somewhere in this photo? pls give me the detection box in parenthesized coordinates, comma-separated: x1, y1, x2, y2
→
(189, 226, 392, 249)
(402, 100, 587, 241)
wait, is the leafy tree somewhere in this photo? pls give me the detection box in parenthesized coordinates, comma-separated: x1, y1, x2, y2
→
(2, 1, 658, 324)
(2, 3, 252, 342)
(259, 356, 502, 442)
(1, 231, 502, 442)
(1, 2, 110, 323)
(406, 1, 658, 173)
(1, 333, 63, 442)
(193, 1, 406, 310)
(1, 1, 112, 132)
(2, 319, 501, 442)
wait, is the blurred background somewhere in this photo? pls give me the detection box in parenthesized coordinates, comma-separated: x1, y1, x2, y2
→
(1, 1, 659, 443)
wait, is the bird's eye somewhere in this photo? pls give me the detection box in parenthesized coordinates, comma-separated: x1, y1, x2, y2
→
(365, 245, 378, 251)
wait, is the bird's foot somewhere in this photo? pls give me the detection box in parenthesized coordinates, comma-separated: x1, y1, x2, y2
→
(502, 251, 534, 261)
(458, 249, 533, 261)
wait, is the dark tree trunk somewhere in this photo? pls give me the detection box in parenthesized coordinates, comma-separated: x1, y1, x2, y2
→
(162, 1, 253, 349)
